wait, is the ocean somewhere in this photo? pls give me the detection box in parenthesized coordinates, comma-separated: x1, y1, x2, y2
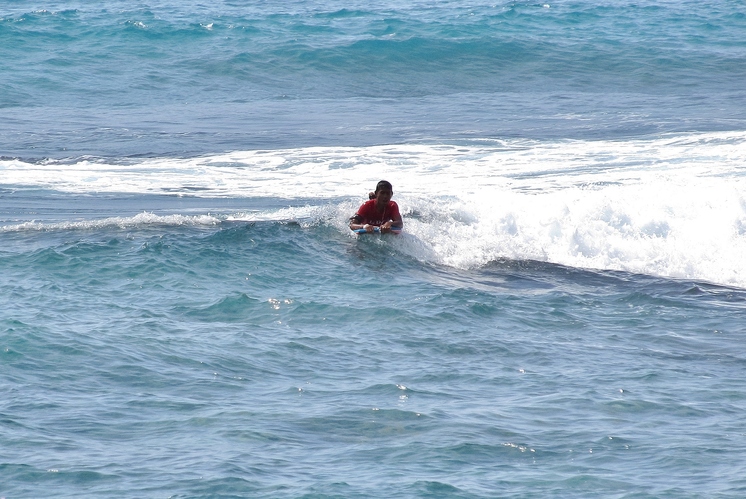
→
(2, 1, 746, 497)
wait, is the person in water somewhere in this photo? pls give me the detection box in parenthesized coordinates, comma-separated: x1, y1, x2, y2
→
(349, 180, 403, 234)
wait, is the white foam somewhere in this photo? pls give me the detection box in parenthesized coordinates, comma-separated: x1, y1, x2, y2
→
(2, 131, 745, 199)
(385, 180, 746, 288)
(0, 212, 221, 232)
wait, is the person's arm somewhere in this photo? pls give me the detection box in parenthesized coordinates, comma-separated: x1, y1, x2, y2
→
(349, 214, 375, 233)
(380, 204, 403, 233)
(380, 216, 402, 233)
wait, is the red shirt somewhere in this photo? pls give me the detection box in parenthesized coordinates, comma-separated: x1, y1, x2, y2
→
(355, 200, 401, 226)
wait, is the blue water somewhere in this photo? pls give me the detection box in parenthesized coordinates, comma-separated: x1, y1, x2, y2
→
(2, 1, 746, 497)
(3, 0, 746, 156)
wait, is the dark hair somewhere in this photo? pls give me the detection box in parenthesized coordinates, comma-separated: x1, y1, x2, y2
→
(375, 180, 393, 193)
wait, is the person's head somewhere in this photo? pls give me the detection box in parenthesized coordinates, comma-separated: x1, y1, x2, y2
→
(373, 180, 393, 203)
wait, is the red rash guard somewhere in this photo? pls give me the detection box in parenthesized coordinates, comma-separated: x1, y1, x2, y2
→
(354, 200, 401, 226)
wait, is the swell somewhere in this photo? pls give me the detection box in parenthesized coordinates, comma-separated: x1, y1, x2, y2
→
(1, 2, 745, 107)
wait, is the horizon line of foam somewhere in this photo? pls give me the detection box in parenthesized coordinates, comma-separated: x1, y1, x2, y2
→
(1, 130, 745, 198)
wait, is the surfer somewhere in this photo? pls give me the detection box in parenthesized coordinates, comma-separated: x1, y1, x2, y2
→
(349, 180, 403, 234)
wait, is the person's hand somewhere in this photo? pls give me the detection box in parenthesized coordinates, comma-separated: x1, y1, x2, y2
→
(380, 222, 391, 233)
(364, 224, 374, 233)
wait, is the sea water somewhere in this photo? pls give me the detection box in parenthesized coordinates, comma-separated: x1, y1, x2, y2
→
(2, 1, 746, 497)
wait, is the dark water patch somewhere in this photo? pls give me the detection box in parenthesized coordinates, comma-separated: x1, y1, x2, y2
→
(0, 463, 118, 487)
(180, 293, 265, 322)
(280, 301, 357, 325)
(410, 480, 471, 497)
(293, 408, 428, 443)
(202, 222, 257, 244)
(159, 476, 265, 498)
(26, 246, 69, 267)
(125, 397, 209, 414)
(600, 397, 689, 416)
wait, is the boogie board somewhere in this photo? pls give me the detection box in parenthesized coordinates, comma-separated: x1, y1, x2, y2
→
(353, 227, 402, 235)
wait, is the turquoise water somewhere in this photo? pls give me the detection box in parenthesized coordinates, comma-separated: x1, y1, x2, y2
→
(2, 0, 746, 155)
(3, 1, 746, 497)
